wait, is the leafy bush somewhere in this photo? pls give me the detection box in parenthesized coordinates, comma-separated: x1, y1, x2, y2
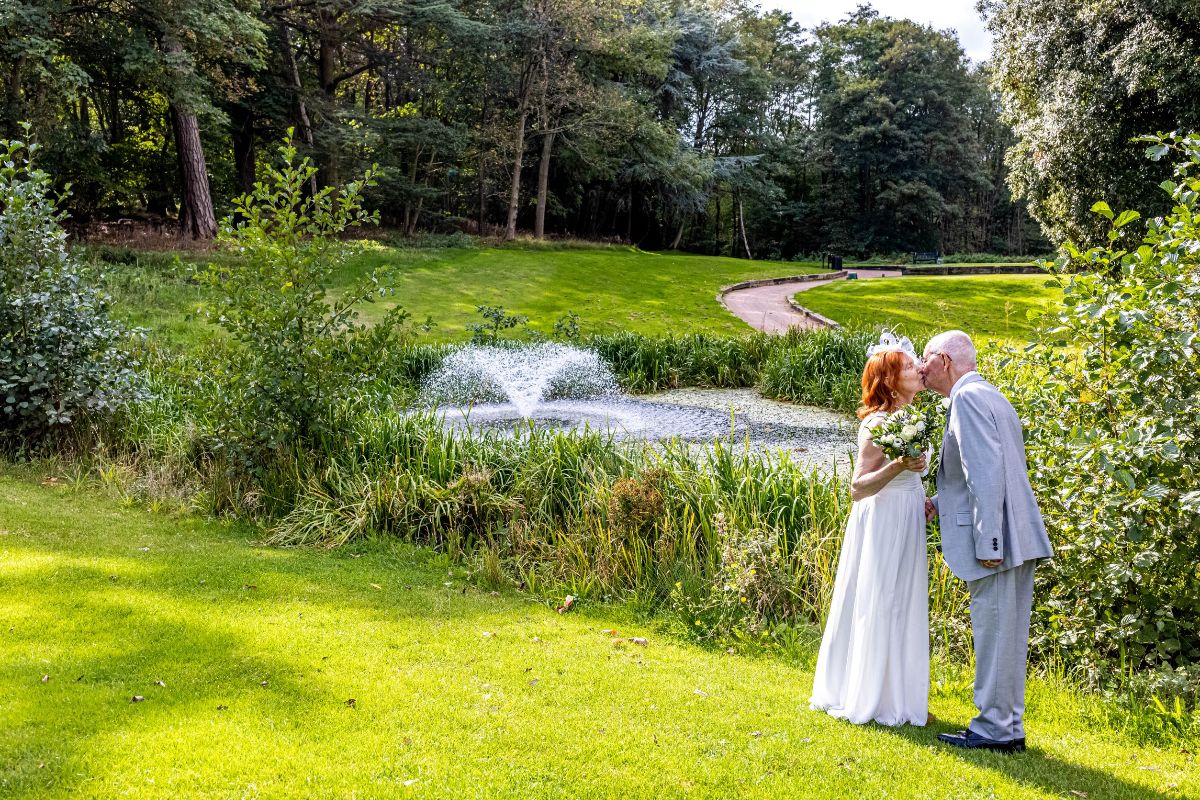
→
(467, 305, 529, 344)
(0, 131, 141, 447)
(1011, 133, 1200, 688)
(586, 330, 776, 392)
(757, 328, 875, 411)
(199, 134, 413, 455)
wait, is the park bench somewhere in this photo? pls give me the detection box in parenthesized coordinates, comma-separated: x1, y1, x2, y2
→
(911, 251, 942, 264)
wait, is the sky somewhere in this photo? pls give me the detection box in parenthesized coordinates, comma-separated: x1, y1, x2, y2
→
(765, 1, 994, 63)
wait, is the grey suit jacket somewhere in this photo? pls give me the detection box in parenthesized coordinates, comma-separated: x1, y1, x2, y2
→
(934, 373, 1053, 582)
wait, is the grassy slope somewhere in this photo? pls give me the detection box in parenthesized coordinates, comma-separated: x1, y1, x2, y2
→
(2, 475, 1195, 799)
(342, 244, 826, 339)
(98, 244, 826, 347)
(796, 275, 1061, 342)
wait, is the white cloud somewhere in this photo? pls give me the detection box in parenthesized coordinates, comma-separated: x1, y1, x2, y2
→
(765, 0, 993, 64)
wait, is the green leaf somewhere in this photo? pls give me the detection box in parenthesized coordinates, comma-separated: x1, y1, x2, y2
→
(1113, 210, 1141, 228)
(1114, 469, 1135, 490)
(1091, 201, 1114, 220)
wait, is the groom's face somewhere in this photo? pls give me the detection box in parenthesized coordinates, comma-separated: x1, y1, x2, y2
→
(919, 347, 952, 396)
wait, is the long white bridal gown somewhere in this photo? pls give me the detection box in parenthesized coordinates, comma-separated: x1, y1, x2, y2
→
(809, 412, 929, 726)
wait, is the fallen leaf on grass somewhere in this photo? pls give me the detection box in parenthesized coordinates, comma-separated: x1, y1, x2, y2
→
(217, 704, 228, 711)
(481, 631, 495, 638)
(629, 637, 648, 646)
(1069, 792, 1088, 798)
(345, 698, 357, 708)
(370, 583, 382, 590)
(798, 737, 812, 744)
(155, 680, 166, 687)
(259, 681, 269, 687)
(131, 696, 145, 703)
(528, 678, 539, 686)
(556, 595, 575, 613)
(750, 731, 763, 738)
(403, 779, 419, 787)
(694, 689, 708, 698)
(241, 584, 257, 591)
(40, 675, 48, 683)
(601, 629, 618, 636)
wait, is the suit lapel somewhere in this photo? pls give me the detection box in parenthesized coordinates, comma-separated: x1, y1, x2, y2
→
(937, 373, 983, 478)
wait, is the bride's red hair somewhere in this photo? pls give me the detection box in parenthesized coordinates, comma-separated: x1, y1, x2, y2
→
(857, 350, 910, 419)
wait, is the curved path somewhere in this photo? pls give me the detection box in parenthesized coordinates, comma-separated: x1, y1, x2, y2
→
(721, 269, 901, 333)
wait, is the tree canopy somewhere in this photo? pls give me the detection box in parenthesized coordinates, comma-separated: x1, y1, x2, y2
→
(24, 0, 1195, 257)
(985, 0, 1200, 244)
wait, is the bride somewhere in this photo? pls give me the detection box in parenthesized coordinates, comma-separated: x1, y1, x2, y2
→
(809, 333, 930, 727)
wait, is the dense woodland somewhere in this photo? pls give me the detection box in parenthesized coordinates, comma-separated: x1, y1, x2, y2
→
(3, 0, 1196, 258)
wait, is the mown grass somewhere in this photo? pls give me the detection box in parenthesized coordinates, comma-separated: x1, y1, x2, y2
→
(1, 473, 1196, 799)
(796, 275, 1061, 342)
(89, 242, 828, 348)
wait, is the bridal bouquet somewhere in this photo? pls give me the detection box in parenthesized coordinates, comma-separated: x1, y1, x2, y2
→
(869, 401, 943, 460)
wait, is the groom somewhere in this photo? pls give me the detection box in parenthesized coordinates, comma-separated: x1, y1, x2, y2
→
(919, 330, 1053, 754)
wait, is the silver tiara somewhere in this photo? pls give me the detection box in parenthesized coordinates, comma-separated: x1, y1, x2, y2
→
(866, 329, 917, 361)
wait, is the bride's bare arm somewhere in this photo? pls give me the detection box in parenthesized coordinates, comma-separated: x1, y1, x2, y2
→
(850, 434, 926, 501)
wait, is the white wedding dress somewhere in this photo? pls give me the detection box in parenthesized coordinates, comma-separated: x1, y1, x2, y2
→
(809, 412, 929, 726)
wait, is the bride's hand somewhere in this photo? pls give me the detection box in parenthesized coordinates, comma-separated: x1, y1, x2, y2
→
(898, 454, 927, 473)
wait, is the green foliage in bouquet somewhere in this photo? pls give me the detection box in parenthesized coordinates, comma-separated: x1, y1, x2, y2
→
(1014, 133, 1200, 688)
(868, 398, 945, 460)
(199, 132, 413, 457)
(0, 128, 141, 448)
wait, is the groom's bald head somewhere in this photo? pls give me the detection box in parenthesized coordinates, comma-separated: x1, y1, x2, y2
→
(925, 330, 977, 370)
(920, 330, 978, 396)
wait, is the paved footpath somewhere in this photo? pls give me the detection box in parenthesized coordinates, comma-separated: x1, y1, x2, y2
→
(721, 268, 901, 333)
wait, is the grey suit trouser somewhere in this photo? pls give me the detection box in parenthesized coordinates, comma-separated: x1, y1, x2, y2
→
(966, 560, 1036, 742)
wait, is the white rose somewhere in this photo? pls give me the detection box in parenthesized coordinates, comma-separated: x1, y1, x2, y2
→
(891, 436, 904, 448)
(915, 420, 926, 432)
(901, 425, 919, 441)
(941, 397, 952, 410)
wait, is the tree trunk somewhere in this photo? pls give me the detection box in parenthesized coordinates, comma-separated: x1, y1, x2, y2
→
(231, 105, 256, 195)
(4, 56, 23, 137)
(504, 107, 528, 241)
(280, 23, 318, 196)
(737, 195, 752, 260)
(317, 12, 339, 188)
(670, 218, 686, 249)
(170, 104, 218, 240)
(713, 192, 721, 256)
(534, 129, 555, 239)
(625, 187, 633, 242)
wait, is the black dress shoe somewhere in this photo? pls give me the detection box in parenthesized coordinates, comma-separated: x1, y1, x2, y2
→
(937, 729, 1026, 753)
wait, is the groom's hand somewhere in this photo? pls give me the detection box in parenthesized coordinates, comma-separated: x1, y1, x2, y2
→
(978, 558, 1002, 568)
(924, 497, 938, 522)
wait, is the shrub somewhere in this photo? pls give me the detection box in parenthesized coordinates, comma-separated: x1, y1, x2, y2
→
(757, 328, 875, 411)
(1010, 132, 1200, 688)
(0, 130, 141, 448)
(199, 134, 413, 456)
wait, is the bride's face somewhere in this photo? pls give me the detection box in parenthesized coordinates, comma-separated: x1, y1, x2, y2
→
(897, 358, 924, 399)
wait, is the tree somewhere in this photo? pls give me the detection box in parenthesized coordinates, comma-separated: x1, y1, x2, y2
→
(985, 0, 1200, 245)
(810, 8, 990, 256)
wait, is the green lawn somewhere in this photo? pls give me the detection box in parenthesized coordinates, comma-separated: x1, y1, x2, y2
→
(99, 243, 827, 347)
(796, 275, 1061, 342)
(342, 243, 828, 339)
(2, 474, 1195, 799)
